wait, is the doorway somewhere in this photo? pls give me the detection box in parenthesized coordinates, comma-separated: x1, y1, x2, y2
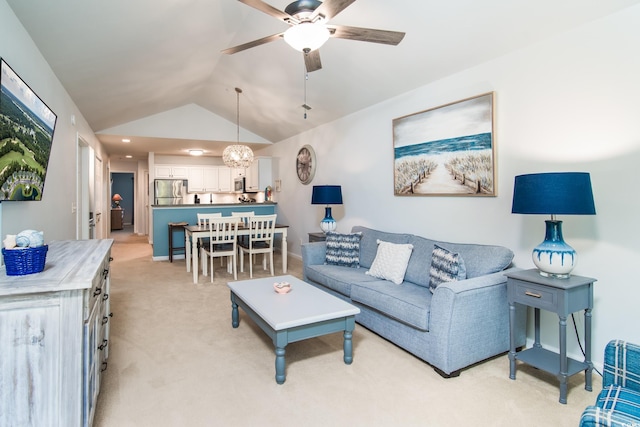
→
(111, 172, 134, 230)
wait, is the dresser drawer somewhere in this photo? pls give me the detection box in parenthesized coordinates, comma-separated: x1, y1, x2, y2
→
(510, 281, 558, 312)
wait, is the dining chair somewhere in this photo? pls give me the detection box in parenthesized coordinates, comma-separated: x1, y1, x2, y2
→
(196, 212, 222, 253)
(231, 211, 255, 249)
(201, 217, 239, 282)
(238, 214, 277, 278)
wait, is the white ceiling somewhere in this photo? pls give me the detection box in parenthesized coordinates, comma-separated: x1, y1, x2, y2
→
(7, 0, 640, 160)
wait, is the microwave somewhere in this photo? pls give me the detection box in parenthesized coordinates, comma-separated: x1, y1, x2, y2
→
(233, 176, 246, 193)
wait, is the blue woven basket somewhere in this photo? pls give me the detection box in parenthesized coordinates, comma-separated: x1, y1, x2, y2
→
(2, 245, 48, 276)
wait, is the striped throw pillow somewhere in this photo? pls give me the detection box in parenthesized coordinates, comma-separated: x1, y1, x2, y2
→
(429, 244, 467, 293)
(325, 232, 362, 268)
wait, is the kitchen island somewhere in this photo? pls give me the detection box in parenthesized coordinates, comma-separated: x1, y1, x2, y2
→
(151, 203, 277, 260)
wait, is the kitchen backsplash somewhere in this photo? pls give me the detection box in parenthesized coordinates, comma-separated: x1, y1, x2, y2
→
(187, 191, 266, 204)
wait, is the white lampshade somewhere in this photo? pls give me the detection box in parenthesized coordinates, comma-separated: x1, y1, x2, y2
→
(284, 23, 330, 52)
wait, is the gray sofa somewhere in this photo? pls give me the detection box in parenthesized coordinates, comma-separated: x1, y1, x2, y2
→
(301, 226, 526, 377)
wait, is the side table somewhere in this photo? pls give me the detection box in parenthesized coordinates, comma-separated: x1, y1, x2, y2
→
(506, 269, 596, 404)
(308, 232, 326, 243)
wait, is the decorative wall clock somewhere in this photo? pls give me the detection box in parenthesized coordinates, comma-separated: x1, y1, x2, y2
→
(296, 145, 316, 185)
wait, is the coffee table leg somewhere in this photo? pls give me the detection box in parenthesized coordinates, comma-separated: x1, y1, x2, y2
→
(275, 347, 286, 384)
(343, 330, 354, 364)
(231, 300, 239, 328)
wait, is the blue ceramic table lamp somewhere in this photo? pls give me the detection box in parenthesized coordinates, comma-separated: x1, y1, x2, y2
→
(311, 185, 343, 233)
(511, 172, 596, 278)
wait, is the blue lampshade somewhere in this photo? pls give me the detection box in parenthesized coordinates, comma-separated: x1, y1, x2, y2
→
(511, 172, 596, 279)
(311, 185, 343, 205)
(511, 172, 595, 216)
(311, 185, 343, 233)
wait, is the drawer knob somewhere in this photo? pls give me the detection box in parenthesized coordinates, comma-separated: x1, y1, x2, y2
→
(525, 291, 542, 298)
(98, 339, 108, 350)
(101, 362, 108, 372)
(93, 288, 102, 297)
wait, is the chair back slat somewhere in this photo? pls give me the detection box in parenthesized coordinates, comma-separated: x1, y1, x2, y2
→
(231, 211, 255, 227)
(197, 213, 222, 228)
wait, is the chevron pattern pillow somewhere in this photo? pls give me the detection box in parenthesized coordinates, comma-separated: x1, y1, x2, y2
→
(429, 244, 467, 293)
(325, 232, 362, 268)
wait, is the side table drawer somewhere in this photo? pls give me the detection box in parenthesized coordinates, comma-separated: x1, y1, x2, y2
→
(511, 281, 558, 312)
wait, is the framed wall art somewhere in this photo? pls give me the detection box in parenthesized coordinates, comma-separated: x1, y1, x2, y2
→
(392, 92, 495, 197)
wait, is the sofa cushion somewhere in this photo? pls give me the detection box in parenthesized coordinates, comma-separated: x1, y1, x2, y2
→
(352, 226, 410, 269)
(305, 264, 378, 297)
(429, 244, 466, 293)
(350, 280, 432, 331)
(366, 240, 414, 285)
(325, 231, 362, 268)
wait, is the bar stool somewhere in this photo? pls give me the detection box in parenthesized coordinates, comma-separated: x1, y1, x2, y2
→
(168, 222, 188, 262)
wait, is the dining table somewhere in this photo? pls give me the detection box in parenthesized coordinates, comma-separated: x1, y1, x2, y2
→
(184, 223, 289, 284)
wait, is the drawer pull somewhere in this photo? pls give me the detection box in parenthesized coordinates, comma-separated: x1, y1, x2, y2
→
(103, 268, 109, 279)
(525, 291, 542, 298)
(98, 339, 108, 350)
(101, 362, 108, 372)
(93, 288, 102, 297)
(102, 316, 110, 325)
(109, 257, 114, 262)
(103, 293, 109, 301)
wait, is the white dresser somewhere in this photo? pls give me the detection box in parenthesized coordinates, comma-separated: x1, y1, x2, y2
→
(0, 239, 114, 427)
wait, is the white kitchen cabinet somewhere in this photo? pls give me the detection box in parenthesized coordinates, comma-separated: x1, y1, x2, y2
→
(217, 167, 232, 192)
(187, 167, 205, 192)
(245, 157, 272, 192)
(0, 239, 113, 427)
(202, 167, 232, 192)
(155, 165, 188, 179)
(231, 167, 245, 179)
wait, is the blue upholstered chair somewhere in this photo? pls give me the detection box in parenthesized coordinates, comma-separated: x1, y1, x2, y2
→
(580, 340, 640, 427)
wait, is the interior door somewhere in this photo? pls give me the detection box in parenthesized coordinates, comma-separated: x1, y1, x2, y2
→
(77, 135, 90, 239)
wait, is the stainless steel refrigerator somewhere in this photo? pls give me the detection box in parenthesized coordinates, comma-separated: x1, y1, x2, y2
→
(154, 179, 187, 205)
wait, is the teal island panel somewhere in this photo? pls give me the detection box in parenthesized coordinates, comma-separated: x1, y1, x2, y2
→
(152, 204, 277, 258)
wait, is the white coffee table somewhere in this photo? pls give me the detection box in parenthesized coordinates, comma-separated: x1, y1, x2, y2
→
(228, 275, 360, 384)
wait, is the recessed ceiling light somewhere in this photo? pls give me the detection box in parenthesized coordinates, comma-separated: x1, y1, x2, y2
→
(189, 149, 204, 156)
(122, 138, 131, 143)
(125, 155, 132, 159)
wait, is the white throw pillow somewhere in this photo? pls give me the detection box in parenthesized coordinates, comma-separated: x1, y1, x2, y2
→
(366, 239, 414, 285)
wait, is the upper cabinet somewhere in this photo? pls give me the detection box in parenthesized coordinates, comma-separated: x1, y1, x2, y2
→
(245, 157, 272, 192)
(155, 165, 188, 179)
(155, 163, 257, 193)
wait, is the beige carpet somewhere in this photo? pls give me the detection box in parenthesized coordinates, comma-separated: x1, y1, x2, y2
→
(94, 229, 599, 426)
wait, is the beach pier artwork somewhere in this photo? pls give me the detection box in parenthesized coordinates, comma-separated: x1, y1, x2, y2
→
(393, 93, 496, 197)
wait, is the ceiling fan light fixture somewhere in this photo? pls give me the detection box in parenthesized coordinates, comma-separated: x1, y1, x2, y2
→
(284, 23, 330, 52)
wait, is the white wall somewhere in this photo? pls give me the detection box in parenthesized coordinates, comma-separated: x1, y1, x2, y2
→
(259, 5, 640, 366)
(1, 0, 109, 241)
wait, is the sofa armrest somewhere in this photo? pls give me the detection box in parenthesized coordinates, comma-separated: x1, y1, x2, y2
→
(427, 268, 526, 373)
(604, 340, 640, 392)
(580, 405, 640, 427)
(301, 242, 326, 265)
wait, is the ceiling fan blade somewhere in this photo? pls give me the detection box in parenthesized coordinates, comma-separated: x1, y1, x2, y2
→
(328, 25, 406, 45)
(304, 49, 322, 72)
(310, 0, 356, 21)
(238, 0, 292, 23)
(221, 33, 284, 54)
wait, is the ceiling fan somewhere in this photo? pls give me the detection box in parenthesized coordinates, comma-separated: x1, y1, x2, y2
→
(222, 0, 405, 72)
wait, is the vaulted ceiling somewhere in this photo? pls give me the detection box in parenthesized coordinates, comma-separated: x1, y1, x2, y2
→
(7, 0, 640, 159)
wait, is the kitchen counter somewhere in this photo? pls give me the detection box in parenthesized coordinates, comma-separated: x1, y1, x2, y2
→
(151, 203, 278, 259)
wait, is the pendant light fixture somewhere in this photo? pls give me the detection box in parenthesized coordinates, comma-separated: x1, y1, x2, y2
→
(223, 87, 254, 169)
